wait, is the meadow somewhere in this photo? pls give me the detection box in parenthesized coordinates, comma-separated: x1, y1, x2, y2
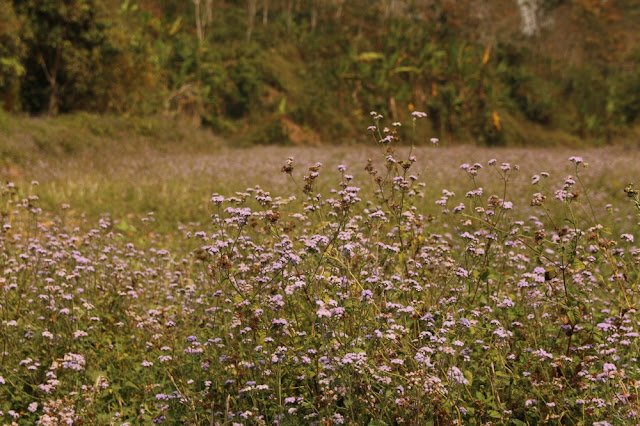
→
(1, 113, 640, 425)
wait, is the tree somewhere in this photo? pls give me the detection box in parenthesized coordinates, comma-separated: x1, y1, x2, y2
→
(13, 0, 109, 115)
(0, 0, 27, 110)
(247, 0, 257, 41)
(193, 0, 213, 44)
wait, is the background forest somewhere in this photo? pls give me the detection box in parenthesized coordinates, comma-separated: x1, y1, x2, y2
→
(1, 0, 640, 146)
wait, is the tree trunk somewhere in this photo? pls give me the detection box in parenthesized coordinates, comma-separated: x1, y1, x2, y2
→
(385, 0, 403, 20)
(48, 83, 59, 116)
(205, 0, 213, 25)
(193, 0, 204, 44)
(335, 0, 344, 20)
(516, 0, 540, 36)
(310, 0, 317, 32)
(247, 0, 257, 41)
(286, 0, 293, 31)
(263, 0, 269, 25)
(38, 48, 61, 116)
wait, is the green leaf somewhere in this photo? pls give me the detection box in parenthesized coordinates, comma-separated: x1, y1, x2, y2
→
(357, 52, 385, 62)
(464, 370, 473, 385)
(278, 97, 287, 114)
(567, 308, 579, 325)
(392, 66, 420, 74)
(489, 410, 502, 419)
(168, 17, 183, 36)
(0, 58, 25, 77)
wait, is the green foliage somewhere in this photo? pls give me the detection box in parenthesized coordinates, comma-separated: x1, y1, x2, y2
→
(0, 0, 26, 111)
(2, 0, 640, 145)
(497, 44, 555, 126)
(613, 44, 640, 126)
(238, 116, 290, 146)
(13, 0, 110, 114)
(89, 5, 165, 114)
(227, 56, 263, 118)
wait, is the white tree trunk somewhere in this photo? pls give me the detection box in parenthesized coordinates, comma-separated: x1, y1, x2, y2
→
(205, 0, 213, 25)
(247, 0, 257, 41)
(193, 0, 203, 43)
(516, 0, 540, 36)
(263, 0, 269, 25)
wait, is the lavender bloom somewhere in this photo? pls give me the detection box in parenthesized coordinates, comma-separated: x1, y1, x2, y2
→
(621, 234, 634, 242)
(61, 353, 86, 371)
(447, 366, 469, 385)
(569, 156, 584, 165)
(532, 349, 554, 360)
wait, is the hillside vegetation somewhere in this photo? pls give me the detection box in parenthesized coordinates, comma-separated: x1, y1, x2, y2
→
(1, 0, 640, 146)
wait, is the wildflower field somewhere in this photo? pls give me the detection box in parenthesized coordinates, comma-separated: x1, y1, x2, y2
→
(1, 115, 640, 425)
